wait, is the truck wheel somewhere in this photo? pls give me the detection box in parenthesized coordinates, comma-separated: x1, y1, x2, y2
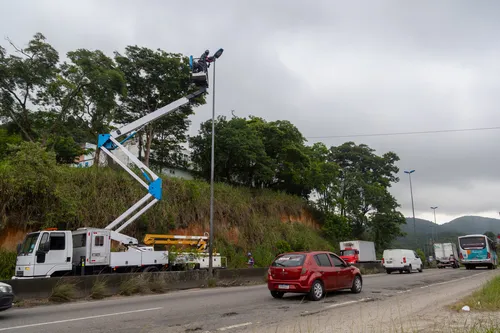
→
(386, 269, 392, 274)
(407, 265, 412, 274)
(418, 265, 423, 273)
(143, 266, 159, 272)
(309, 280, 324, 301)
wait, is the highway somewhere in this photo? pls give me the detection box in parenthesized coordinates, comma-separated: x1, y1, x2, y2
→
(0, 268, 497, 333)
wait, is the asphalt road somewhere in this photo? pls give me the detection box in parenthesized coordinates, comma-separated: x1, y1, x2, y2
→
(0, 268, 494, 333)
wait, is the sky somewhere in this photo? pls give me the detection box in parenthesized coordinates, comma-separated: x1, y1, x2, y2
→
(1, 0, 500, 224)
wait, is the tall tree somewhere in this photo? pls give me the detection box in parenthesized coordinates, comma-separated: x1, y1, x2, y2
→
(114, 46, 205, 167)
(189, 115, 274, 186)
(329, 142, 405, 246)
(0, 33, 59, 141)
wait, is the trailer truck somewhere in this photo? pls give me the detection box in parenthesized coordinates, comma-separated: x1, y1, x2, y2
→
(433, 242, 459, 269)
(339, 241, 377, 264)
(13, 49, 225, 279)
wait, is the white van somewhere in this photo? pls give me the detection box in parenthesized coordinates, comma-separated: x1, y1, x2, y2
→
(382, 249, 423, 274)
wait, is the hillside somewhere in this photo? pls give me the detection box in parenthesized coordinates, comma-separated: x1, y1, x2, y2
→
(395, 216, 500, 250)
(0, 144, 333, 269)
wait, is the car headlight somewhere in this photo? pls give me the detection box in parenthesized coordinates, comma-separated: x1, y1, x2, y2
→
(0, 285, 12, 293)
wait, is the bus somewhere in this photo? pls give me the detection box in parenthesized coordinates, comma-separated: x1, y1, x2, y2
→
(458, 234, 498, 270)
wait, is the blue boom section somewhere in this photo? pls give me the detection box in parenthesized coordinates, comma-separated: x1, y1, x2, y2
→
(97, 133, 162, 200)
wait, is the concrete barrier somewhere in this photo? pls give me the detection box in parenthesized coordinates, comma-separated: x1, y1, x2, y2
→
(2, 268, 268, 300)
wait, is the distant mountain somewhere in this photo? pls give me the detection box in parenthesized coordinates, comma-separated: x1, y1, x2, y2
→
(393, 215, 500, 251)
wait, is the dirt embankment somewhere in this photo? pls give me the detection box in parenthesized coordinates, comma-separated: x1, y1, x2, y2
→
(0, 209, 321, 251)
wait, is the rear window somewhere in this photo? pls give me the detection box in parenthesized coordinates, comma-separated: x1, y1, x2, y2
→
(271, 254, 305, 267)
(460, 237, 486, 249)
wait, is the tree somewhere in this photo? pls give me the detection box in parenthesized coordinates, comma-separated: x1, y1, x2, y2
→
(0, 33, 59, 141)
(249, 117, 313, 198)
(114, 46, 205, 167)
(329, 142, 405, 248)
(484, 231, 497, 240)
(189, 115, 274, 186)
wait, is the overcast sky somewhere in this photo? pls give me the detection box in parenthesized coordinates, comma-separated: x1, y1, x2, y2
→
(2, 0, 500, 224)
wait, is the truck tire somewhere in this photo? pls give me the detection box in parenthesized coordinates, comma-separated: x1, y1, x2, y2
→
(407, 265, 412, 274)
(386, 269, 391, 274)
(418, 265, 423, 273)
(143, 266, 159, 272)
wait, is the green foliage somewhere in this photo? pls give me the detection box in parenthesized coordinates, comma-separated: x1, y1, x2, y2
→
(49, 282, 77, 302)
(484, 231, 496, 240)
(114, 45, 205, 168)
(451, 275, 500, 311)
(0, 250, 16, 280)
(119, 274, 150, 296)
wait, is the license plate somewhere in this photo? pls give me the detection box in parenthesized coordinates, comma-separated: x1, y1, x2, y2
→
(278, 284, 289, 289)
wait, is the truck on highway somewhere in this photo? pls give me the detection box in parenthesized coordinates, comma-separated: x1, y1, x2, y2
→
(339, 240, 377, 264)
(433, 242, 459, 269)
(12, 49, 226, 279)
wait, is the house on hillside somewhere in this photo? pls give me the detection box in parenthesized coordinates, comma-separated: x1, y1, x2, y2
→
(73, 138, 195, 180)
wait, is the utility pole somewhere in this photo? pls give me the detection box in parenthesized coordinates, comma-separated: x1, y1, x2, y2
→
(208, 48, 224, 277)
(431, 206, 438, 243)
(404, 170, 417, 248)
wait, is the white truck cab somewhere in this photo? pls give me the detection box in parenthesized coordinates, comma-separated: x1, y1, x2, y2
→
(15, 229, 73, 279)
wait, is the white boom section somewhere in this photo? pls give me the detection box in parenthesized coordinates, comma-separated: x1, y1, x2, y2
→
(98, 87, 207, 245)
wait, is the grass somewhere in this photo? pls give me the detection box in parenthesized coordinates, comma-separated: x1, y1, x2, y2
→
(450, 276, 500, 312)
(49, 281, 77, 303)
(90, 278, 108, 299)
(119, 274, 151, 296)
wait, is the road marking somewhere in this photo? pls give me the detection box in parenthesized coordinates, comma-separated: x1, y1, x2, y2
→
(301, 298, 372, 316)
(217, 322, 253, 331)
(419, 272, 488, 290)
(0, 307, 163, 331)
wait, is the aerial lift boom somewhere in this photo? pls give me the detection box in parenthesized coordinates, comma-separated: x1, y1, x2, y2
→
(96, 50, 217, 246)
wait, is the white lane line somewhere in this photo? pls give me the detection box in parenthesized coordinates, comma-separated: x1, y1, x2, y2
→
(0, 307, 163, 331)
(217, 322, 253, 331)
(419, 272, 488, 290)
(323, 297, 372, 309)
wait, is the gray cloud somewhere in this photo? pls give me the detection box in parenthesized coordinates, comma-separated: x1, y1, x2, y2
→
(2, 0, 500, 222)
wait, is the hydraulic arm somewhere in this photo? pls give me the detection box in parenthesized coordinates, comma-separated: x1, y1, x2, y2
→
(96, 50, 215, 245)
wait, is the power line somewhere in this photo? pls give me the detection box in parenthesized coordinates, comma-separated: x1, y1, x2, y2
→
(306, 126, 500, 139)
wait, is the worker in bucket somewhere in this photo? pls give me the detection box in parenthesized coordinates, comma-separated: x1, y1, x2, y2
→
(247, 252, 255, 267)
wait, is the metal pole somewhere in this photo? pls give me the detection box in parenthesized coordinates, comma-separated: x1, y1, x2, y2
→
(431, 206, 438, 242)
(208, 60, 216, 277)
(405, 170, 417, 248)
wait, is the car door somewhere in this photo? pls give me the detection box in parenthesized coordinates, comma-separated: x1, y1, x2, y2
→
(329, 253, 352, 289)
(313, 253, 335, 290)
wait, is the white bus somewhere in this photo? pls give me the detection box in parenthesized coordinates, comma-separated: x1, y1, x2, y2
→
(458, 234, 498, 270)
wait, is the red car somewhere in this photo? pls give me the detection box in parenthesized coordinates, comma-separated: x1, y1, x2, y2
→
(267, 251, 363, 301)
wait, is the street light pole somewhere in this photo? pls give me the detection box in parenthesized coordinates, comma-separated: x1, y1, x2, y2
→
(208, 48, 223, 277)
(431, 206, 438, 242)
(404, 170, 416, 248)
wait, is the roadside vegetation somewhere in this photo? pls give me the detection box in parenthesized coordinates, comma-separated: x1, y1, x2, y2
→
(451, 275, 500, 312)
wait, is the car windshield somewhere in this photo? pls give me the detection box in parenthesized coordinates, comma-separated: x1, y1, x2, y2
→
(460, 237, 486, 249)
(271, 254, 305, 267)
(341, 250, 356, 256)
(19, 233, 40, 255)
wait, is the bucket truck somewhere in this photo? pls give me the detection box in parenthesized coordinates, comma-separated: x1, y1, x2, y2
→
(13, 50, 223, 279)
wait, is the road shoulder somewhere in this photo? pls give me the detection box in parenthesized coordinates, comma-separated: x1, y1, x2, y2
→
(256, 270, 500, 333)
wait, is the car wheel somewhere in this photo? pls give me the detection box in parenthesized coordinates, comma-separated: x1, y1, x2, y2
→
(418, 264, 423, 273)
(386, 269, 391, 274)
(351, 275, 362, 293)
(270, 291, 284, 299)
(309, 280, 324, 301)
(407, 265, 412, 274)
